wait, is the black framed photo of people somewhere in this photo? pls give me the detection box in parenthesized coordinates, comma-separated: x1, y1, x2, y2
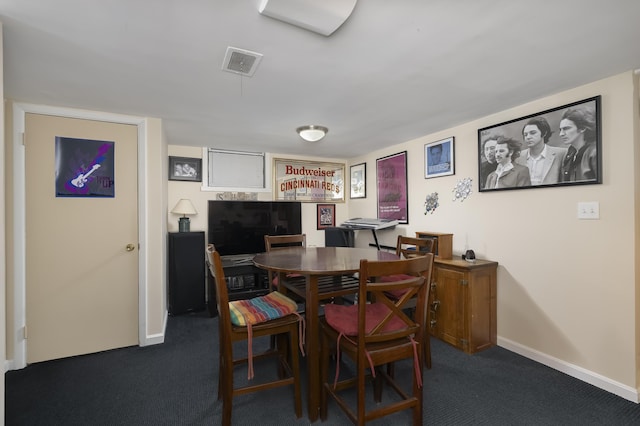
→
(478, 96, 601, 192)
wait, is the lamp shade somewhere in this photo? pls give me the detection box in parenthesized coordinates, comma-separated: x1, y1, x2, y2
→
(297, 125, 328, 142)
(171, 199, 197, 216)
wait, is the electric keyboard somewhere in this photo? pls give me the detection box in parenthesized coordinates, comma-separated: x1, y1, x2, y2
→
(341, 218, 399, 230)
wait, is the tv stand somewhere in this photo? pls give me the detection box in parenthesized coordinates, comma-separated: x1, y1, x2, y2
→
(207, 253, 269, 317)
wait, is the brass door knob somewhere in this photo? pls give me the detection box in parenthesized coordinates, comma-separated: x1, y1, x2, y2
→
(126, 244, 136, 252)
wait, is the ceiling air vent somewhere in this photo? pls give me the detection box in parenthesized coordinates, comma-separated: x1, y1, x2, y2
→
(222, 47, 263, 77)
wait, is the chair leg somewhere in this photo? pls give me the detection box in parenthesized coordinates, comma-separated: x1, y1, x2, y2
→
(220, 356, 234, 426)
(373, 369, 383, 403)
(217, 354, 222, 401)
(424, 332, 432, 369)
(289, 325, 302, 418)
(320, 330, 331, 421)
(276, 333, 288, 379)
(413, 368, 423, 426)
(357, 358, 366, 425)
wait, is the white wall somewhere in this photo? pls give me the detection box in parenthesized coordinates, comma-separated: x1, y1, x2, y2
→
(347, 71, 639, 401)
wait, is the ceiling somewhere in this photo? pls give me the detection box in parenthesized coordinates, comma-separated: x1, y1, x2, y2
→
(2, 0, 640, 159)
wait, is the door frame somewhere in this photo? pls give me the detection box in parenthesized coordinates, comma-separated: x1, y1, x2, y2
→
(11, 102, 149, 369)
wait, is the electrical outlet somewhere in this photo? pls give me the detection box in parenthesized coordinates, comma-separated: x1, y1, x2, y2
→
(577, 201, 599, 219)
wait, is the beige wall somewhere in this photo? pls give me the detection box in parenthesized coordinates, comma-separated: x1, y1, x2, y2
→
(167, 148, 350, 248)
(347, 71, 639, 400)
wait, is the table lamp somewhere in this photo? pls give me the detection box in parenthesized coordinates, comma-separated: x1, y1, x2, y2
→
(171, 199, 197, 232)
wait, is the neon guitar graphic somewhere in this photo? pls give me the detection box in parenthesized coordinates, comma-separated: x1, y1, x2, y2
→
(70, 164, 101, 188)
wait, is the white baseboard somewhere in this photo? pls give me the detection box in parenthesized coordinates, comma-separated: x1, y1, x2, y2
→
(141, 310, 168, 347)
(498, 336, 639, 403)
(5, 359, 15, 372)
(6, 311, 169, 371)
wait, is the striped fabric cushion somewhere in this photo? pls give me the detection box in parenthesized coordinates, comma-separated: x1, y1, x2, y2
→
(228, 291, 298, 327)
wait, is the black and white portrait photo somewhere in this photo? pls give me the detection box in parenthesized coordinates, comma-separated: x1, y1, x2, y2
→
(478, 96, 601, 192)
(169, 156, 202, 182)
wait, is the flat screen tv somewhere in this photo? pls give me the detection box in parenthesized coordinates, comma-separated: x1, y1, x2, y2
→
(208, 200, 302, 256)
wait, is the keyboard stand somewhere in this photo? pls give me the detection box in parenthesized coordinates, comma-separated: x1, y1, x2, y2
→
(338, 224, 395, 250)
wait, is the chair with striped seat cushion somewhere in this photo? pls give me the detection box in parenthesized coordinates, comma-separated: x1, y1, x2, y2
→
(206, 244, 302, 426)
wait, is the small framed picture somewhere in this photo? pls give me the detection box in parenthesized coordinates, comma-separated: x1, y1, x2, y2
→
(425, 137, 455, 178)
(350, 163, 366, 199)
(169, 156, 202, 182)
(317, 203, 336, 229)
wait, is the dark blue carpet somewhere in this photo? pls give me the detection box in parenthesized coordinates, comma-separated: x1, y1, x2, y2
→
(5, 311, 640, 425)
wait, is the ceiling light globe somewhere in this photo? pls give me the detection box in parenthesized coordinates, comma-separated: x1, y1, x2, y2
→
(297, 125, 328, 142)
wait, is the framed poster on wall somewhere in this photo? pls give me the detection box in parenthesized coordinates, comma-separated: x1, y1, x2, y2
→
(478, 96, 601, 191)
(376, 151, 408, 224)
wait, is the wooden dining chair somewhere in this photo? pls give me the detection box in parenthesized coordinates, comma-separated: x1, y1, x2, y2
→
(319, 254, 434, 425)
(206, 244, 302, 426)
(264, 234, 306, 291)
(381, 235, 436, 368)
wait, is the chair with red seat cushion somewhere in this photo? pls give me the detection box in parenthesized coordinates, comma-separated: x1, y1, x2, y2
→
(320, 254, 434, 425)
(382, 235, 436, 368)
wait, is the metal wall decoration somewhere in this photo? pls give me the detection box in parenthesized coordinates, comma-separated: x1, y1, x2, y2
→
(452, 177, 473, 202)
(424, 192, 439, 215)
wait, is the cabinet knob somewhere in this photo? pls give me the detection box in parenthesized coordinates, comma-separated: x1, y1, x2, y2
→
(126, 243, 136, 252)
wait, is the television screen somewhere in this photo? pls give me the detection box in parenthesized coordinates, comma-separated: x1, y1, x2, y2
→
(208, 200, 302, 256)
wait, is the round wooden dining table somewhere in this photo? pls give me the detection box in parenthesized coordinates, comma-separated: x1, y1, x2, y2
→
(253, 247, 399, 421)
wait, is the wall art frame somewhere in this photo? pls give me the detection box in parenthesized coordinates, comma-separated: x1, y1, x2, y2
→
(350, 162, 366, 199)
(425, 136, 455, 178)
(169, 156, 202, 182)
(273, 158, 345, 202)
(316, 203, 336, 229)
(478, 96, 601, 192)
(376, 151, 408, 224)
(55, 136, 115, 198)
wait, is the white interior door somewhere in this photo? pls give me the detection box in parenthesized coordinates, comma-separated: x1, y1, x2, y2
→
(25, 113, 139, 363)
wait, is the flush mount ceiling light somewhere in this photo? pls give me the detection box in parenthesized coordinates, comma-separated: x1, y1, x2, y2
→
(297, 125, 328, 142)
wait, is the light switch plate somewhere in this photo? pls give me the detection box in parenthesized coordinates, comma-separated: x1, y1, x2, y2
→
(577, 201, 599, 219)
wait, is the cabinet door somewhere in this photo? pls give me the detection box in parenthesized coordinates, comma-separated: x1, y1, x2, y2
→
(467, 267, 497, 352)
(432, 266, 466, 349)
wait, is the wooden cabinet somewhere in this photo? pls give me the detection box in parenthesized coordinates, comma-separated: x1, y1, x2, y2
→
(415, 231, 453, 259)
(429, 258, 497, 354)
